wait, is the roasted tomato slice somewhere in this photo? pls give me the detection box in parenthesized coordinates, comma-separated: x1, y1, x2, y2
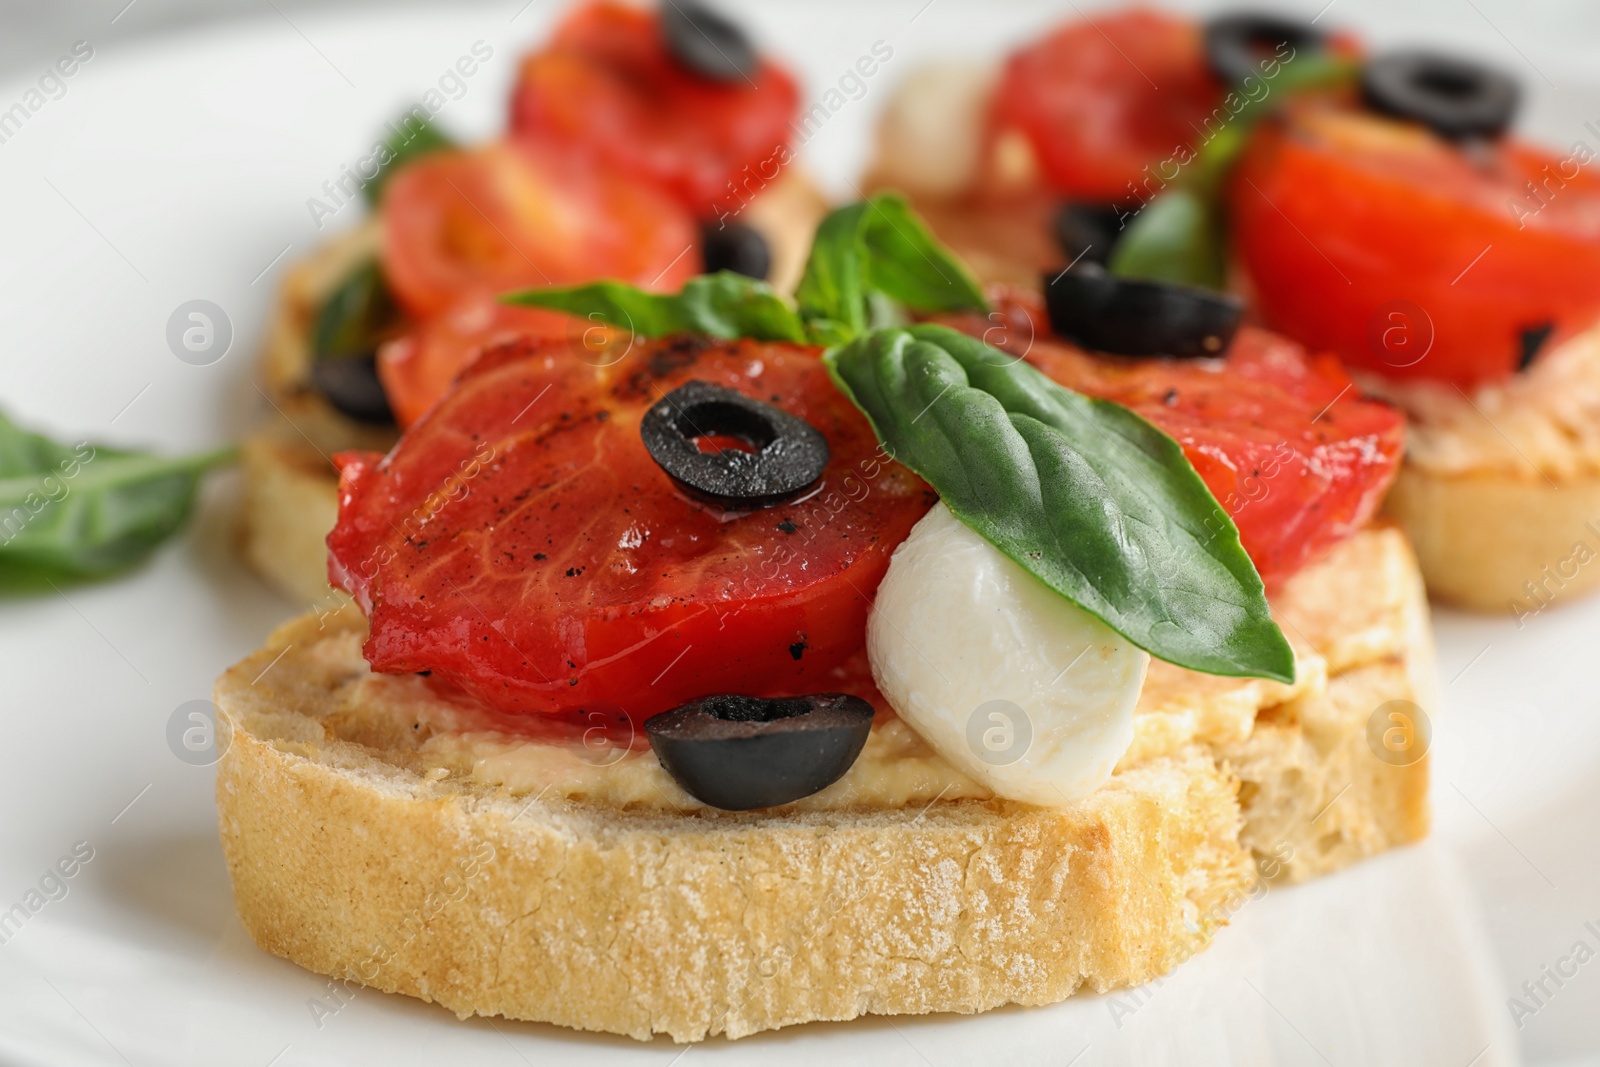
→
(509, 1, 801, 216)
(991, 9, 1224, 202)
(946, 293, 1403, 584)
(1231, 105, 1600, 387)
(376, 299, 584, 428)
(379, 138, 699, 320)
(329, 333, 931, 722)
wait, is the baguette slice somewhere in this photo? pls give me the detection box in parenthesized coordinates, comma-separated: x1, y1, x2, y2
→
(1362, 333, 1600, 612)
(214, 527, 1432, 1040)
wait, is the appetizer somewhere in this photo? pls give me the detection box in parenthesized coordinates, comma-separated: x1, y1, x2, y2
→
(215, 195, 1432, 1040)
(867, 7, 1600, 613)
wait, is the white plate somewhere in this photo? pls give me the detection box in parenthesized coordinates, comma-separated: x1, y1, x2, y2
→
(1, 2, 1596, 1063)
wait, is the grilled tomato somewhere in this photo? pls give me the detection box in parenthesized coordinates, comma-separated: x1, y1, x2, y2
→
(329, 333, 930, 722)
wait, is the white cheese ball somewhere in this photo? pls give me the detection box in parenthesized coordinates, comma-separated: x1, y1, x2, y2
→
(868, 503, 1150, 807)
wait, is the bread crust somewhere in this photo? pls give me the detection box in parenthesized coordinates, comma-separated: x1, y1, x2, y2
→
(1382, 457, 1600, 613)
(217, 706, 1250, 1041)
(214, 526, 1432, 1039)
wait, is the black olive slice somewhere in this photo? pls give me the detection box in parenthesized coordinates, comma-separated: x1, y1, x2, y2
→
(1203, 12, 1326, 87)
(699, 219, 771, 280)
(661, 0, 756, 85)
(310, 259, 402, 424)
(1361, 50, 1520, 140)
(1052, 202, 1125, 267)
(309, 353, 394, 424)
(645, 693, 873, 810)
(1518, 322, 1555, 372)
(639, 380, 828, 509)
(1042, 264, 1244, 358)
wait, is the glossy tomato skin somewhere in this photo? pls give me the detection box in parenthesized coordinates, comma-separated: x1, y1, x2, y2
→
(380, 139, 700, 320)
(509, 1, 801, 216)
(992, 8, 1223, 202)
(944, 294, 1403, 585)
(1231, 106, 1600, 387)
(376, 299, 581, 428)
(330, 334, 931, 722)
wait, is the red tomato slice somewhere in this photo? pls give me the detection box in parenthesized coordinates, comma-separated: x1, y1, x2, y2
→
(509, 1, 801, 216)
(376, 299, 581, 428)
(1230, 106, 1600, 387)
(992, 8, 1224, 202)
(944, 293, 1403, 585)
(329, 333, 931, 722)
(379, 139, 700, 320)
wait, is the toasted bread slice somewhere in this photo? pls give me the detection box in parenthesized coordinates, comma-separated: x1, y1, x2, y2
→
(1361, 332, 1600, 612)
(214, 526, 1431, 1040)
(240, 169, 831, 603)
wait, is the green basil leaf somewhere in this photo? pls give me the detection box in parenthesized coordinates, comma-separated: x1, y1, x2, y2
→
(312, 258, 402, 360)
(796, 192, 986, 345)
(824, 324, 1294, 683)
(1190, 53, 1359, 192)
(1111, 53, 1357, 290)
(504, 271, 808, 343)
(1106, 189, 1227, 289)
(362, 117, 455, 207)
(0, 412, 234, 589)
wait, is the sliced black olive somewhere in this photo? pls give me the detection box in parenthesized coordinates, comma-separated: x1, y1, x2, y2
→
(1518, 322, 1555, 372)
(1361, 50, 1520, 141)
(1042, 263, 1244, 358)
(639, 380, 828, 509)
(1203, 12, 1326, 87)
(1052, 202, 1125, 267)
(699, 219, 771, 280)
(309, 354, 393, 424)
(310, 259, 402, 424)
(661, 0, 756, 84)
(645, 693, 873, 810)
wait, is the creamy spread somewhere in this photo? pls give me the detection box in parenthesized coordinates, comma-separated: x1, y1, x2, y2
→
(1360, 322, 1600, 481)
(253, 526, 1416, 813)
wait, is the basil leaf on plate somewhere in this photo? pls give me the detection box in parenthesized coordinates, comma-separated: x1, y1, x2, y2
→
(796, 192, 986, 346)
(0, 412, 234, 590)
(362, 117, 455, 207)
(824, 323, 1294, 683)
(505, 272, 808, 343)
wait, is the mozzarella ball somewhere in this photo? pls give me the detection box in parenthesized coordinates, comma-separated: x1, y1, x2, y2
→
(868, 503, 1149, 806)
